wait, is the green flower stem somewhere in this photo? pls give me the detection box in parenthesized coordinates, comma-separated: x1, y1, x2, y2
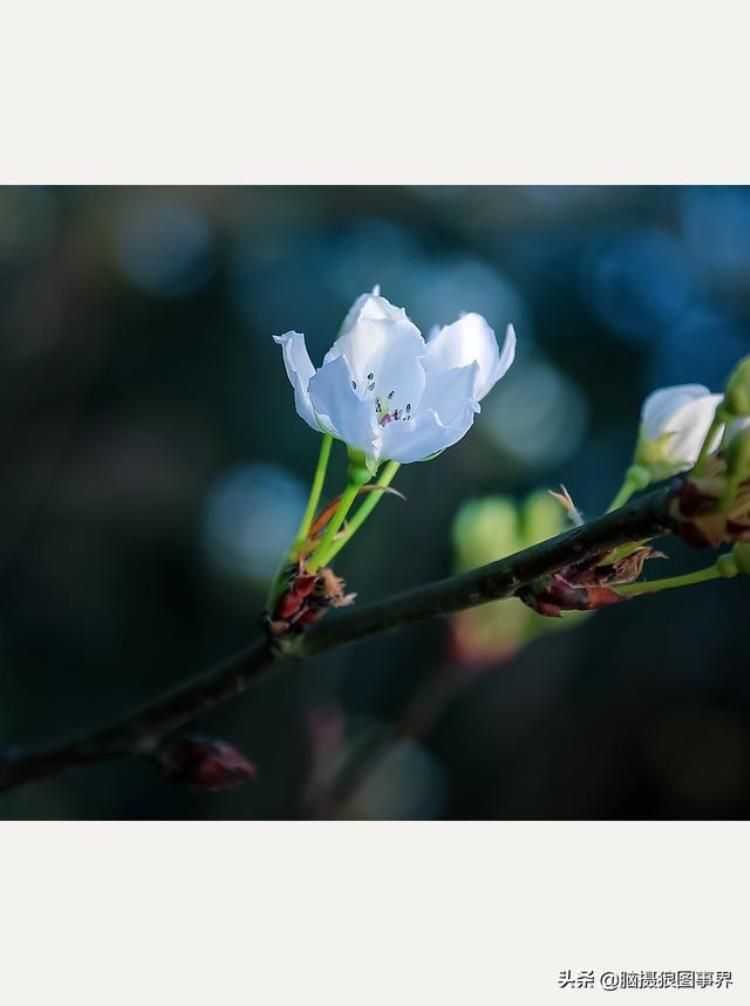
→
(323, 461, 401, 565)
(617, 545, 750, 598)
(616, 565, 722, 597)
(307, 478, 364, 573)
(266, 433, 333, 607)
(692, 404, 726, 477)
(606, 465, 651, 513)
(293, 434, 333, 547)
(606, 478, 638, 513)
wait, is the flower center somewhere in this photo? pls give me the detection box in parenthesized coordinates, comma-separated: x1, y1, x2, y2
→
(352, 370, 414, 427)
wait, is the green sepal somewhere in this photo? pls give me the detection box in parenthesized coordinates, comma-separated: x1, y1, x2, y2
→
(633, 429, 680, 482)
(346, 446, 380, 481)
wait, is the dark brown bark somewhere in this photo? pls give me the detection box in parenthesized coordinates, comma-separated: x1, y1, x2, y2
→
(0, 480, 679, 795)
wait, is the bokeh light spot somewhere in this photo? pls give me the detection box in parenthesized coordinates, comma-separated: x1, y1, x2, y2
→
(115, 197, 214, 297)
(583, 229, 694, 342)
(481, 358, 589, 468)
(202, 463, 306, 586)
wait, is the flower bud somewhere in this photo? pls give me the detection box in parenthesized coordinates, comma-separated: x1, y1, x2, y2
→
(634, 386, 723, 480)
(519, 573, 624, 617)
(267, 564, 356, 639)
(724, 355, 750, 418)
(155, 734, 257, 792)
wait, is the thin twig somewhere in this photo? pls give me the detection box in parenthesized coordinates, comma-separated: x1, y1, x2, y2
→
(0, 479, 679, 795)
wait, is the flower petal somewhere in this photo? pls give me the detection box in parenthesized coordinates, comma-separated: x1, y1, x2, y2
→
(381, 363, 480, 463)
(273, 331, 319, 431)
(425, 315, 515, 402)
(663, 393, 724, 465)
(325, 315, 426, 416)
(640, 384, 713, 441)
(308, 355, 381, 458)
(496, 323, 517, 385)
(336, 286, 407, 339)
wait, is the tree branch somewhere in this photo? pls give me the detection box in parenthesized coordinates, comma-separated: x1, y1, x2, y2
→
(0, 479, 680, 795)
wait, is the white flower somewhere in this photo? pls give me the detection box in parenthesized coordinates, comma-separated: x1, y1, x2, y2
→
(636, 384, 724, 478)
(274, 287, 516, 465)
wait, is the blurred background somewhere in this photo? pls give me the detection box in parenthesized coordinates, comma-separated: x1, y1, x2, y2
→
(1, 185, 749, 820)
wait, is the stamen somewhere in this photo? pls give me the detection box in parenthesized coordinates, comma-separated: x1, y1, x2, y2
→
(406, 403, 411, 412)
(387, 390, 395, 399)
(367, 372, 374, 380)
(367, 382, 375, 392)
(352, 380, 357, 389)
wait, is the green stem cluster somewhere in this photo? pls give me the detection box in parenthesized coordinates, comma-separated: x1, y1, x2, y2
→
(323, 461, 400, 565)
(294, 433, 333, 546)
(271, 436, 402, 586)
(306, 479, 362, 573)
(266, 433, 334, 606)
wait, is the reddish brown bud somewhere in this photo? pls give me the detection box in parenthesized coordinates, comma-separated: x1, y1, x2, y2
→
(585, 586, 626, 608)
(569, 546, 663, 586)
(155, 735, 257, 792)
(669, 471, 750, 548)
(519, 574, 587, 617)
(293, 574, 318, 598)
(275, 590, 304, 620)
(519, 572, 627, 617)
(266, 564, 356, 640)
